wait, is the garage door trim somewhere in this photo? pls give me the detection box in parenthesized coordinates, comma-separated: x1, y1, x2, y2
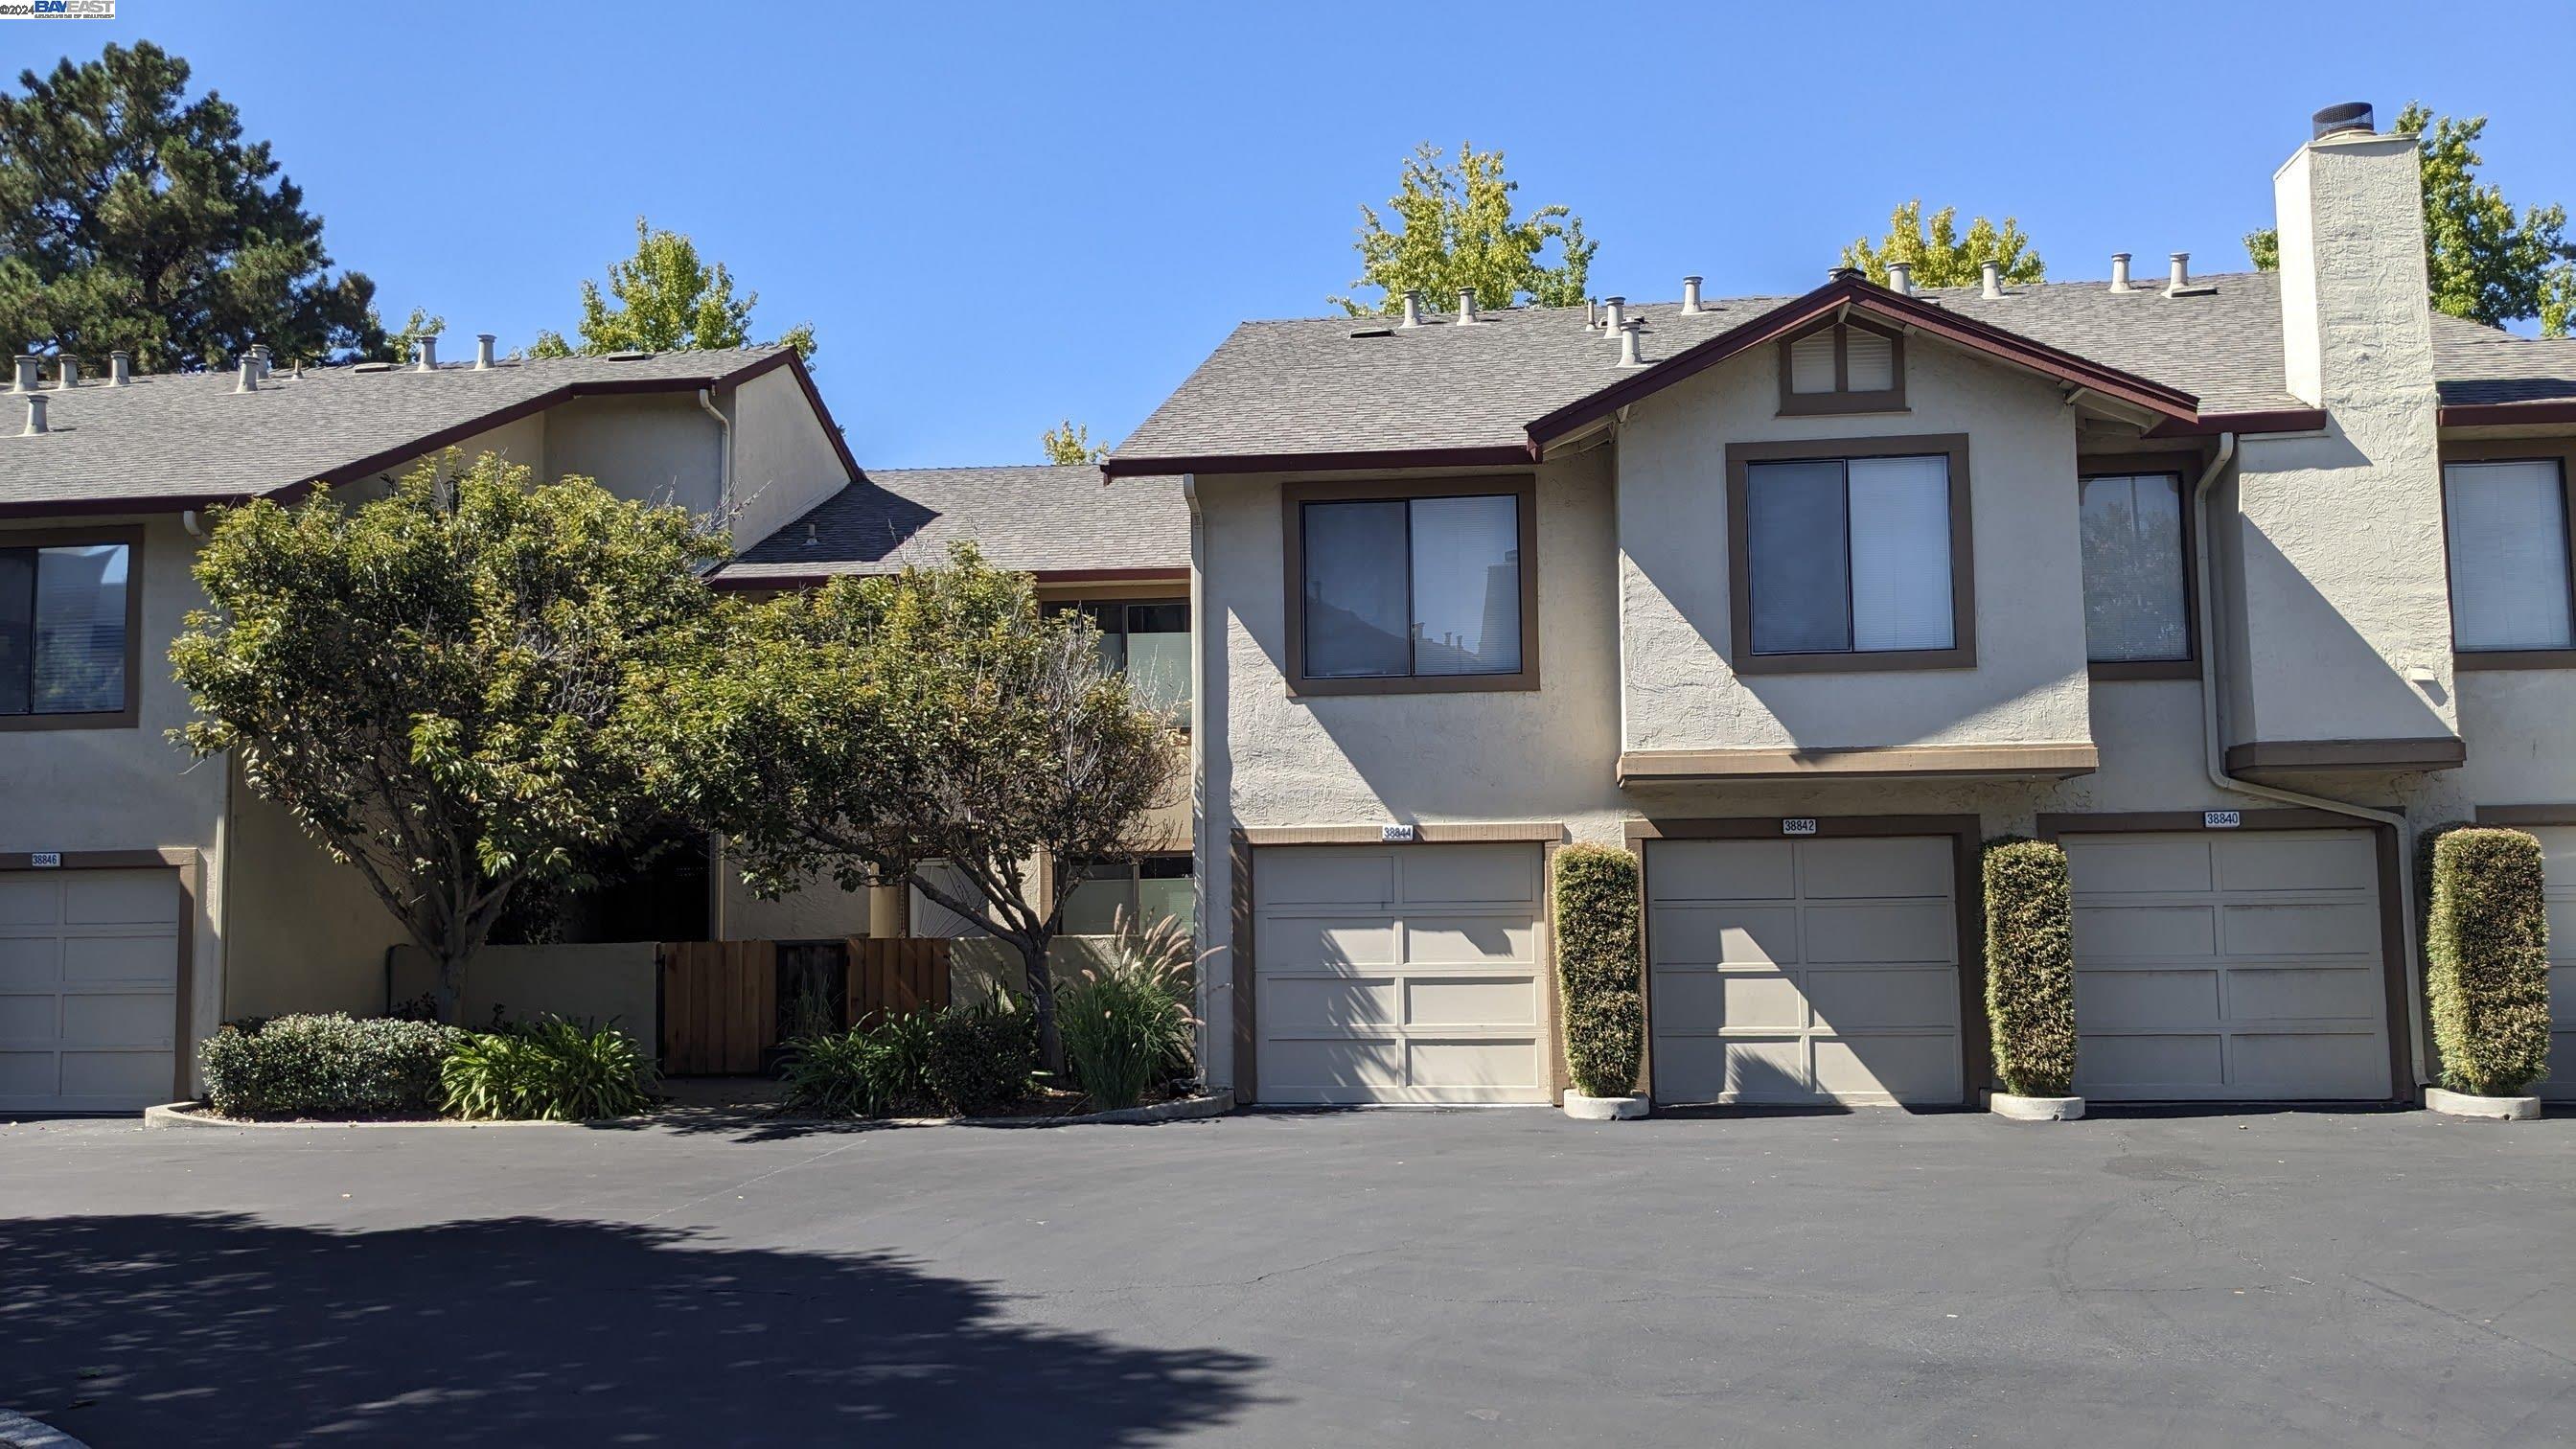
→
(1230, 823, 1566, 1106)
(2037, 810, 2410, 1103)
(1627, 815, 1985, 1105)
(0, 847, 196, 1107)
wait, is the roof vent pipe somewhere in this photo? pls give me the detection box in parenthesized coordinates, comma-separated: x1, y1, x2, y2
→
(248, 344, 269, 380)
(1681, 276, 1704, 315)
(12, 356, 37, 393)
(21, 393, 46, 435)
(2167, 252, 2192, 294)
(1885, 261, 1913, 297)
(236, 357, 259, 393)
(415, 335, 438, 371)
(2109, 252, 2133, 292)
(1600, 296, 1625, 334)
(2312, 102, 2374, 139)
(475, 333, 496, 369)
(57, 356, 78, 388)
(1980, 260, 2003, 299)
(1399, 290, 1425, 329)
(1455, 288, 1479, 325)
(109, 351, 130, 386)
(1617, 319, 1644, 368)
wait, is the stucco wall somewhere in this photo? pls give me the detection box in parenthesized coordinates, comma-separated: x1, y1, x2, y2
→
(724, 367, 851, 555)
(386, 942, 657, 1039)
(2454, 673, 2576, 809)
(1616, 337, 2095, 753)
(544, 393, 725, 519)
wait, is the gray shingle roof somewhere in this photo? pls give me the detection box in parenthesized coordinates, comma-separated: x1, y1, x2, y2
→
(1113, 270, 2576, 464)
(0, 345, 803, 514)
(717, 464, 1186, 584)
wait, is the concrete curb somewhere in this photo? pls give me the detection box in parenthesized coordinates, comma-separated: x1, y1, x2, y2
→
(1563, 1092, 1649, 1121)
(0, 1407, 89, 1449)
(145, 1102, 594, 1131)
(934, 1090, 1234, 1129)
(1990, 1093, 2087, 1121)
(2425, 1086, 2542, 1120)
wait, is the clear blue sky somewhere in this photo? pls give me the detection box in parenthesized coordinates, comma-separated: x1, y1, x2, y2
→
(13, 2, 2576, 467)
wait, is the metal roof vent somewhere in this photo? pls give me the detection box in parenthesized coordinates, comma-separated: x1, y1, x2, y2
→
(414, 335, 438, 372)
(248, 344, 271, 380)
(109, 351, 130, 386)
(21, 393, 48, 435)
(1399, 290, 1426, 329)
(605, 349, 655, 361)
(2166, 251, 2216, 298)
(1980, 261, 2003, 300)
(1886, 262, 1914, 297)
(1617, 318, 1645, 368)
(57, 356, 79, 388)
(2108, 253, 2134, 292)
(1680, 276, 1704, 315)
(1348, 326, 1392, 339)
(235, 357, 259, 393)
(12, 356, 36, 393)
(803, 522, 820, 547)
(1454, 288, 1480, 326)
(1600, 296, 1625, 335)
(2312, 102, 2374, 139)
(475, 334, 496, 370)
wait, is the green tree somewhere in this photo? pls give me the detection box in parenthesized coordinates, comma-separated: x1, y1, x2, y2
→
(171, 450, 726, 1016)
(0, 41, 383, 371)
(1332, 142, 1598, 316)
(647, 544, 1180, 1070)
(2245, 104, 2576, 335)
(532, 217, 816, 360)
(1840, 200, 2044, 288)
(1041, 419, 1106, 465)
(377, 307, 446, 366)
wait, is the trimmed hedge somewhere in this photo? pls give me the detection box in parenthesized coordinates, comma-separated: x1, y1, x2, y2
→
(1983, 839, 2077, 1098)
(1553, 843, 1644, 1098)
(199, 1013, 465, 1119)
(2424, 826, 2552, 1096)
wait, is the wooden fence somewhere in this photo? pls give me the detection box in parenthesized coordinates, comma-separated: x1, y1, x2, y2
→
(659, 937, 952, 1075)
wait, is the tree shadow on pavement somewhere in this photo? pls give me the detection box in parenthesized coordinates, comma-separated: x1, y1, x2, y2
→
(0, 1212, 1264, 1447)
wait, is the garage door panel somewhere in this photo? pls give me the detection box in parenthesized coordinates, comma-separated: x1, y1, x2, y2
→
(1408, 1039, 1542, 1091)
(1802, 902, 1952, 964)
(2223, 964, 2384, 1021)
(2067, 838, 2215, 894)
(0, 995, 58, 1039)
(2082, 1032, 2226, 1090)
(1800, 839, 1950, 898)
(2217, 834, 2376, 892)
(1255, 916, 1399, 970)
(59, 1049, 177, 1099)
(1655, 969, 1806, 1030)
(63, 873, 181, 925)
(0, 1051, 54, 1094)
(2075, 968, 2220, 1028)
(1403, 975, 1537, 1028)
(64, 934, 179, 985)
(2231, 1032, 2386, 1097)
(1647, 904, 1798, 967)
(1403, 915, 1533, 964)
(1400, 845, 1540, 905)
(1806, 967, 1956, 1030)
(1699, 1038, 1808, 1102)
(0, 938, 60, 988)
(1814, 1036, 1959, 1102)
(2073, 905, 2216, 958)
(1256, 854, 1393, 908)
(0, 877, 59, 926)
(2222, 902, 2378, 957)
(1261, 976, 1396, 1032)
(1648, 840, 1794, 900)
(1262, 1036, 1404, 1091)
(61, 992, 172, 1046)
(0, 867, 180, 1114)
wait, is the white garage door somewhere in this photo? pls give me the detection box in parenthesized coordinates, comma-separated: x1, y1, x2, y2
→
(1253, 842, 1547, 1104)
(2064, 830, 2392, 1101)
(1647, 837, 1964, 1106)
(2522, 825, 2576, 1103)
(0, 867, 182, 1113)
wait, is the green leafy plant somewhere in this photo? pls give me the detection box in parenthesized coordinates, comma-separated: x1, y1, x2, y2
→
(2423, 826, 2553, 1095)
(1983, 838, 2077, 1098)
(1552, 844, 1644, 1099)
(779, 1000, 1034, 1118)
(198, 1014, 464, 1119)
(1058, 908, 1199, 1110)
(1841, 200, 2044, 288)
(924, 1000, 1038, 1116)
(531, 216, 815, 360)
(778, 1027, 886, 1117)
(1332, 141, 1597, 316)
(440, 1017, 657, 1121)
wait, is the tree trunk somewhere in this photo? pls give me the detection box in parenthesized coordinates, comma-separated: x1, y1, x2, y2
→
(432, 949, 466, 1025)
(1020, 936, 1063, 1073)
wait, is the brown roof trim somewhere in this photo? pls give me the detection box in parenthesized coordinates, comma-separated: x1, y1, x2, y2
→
(2438, 400, 2576, 428)
(1527, 274, 2201, 448)
(2145, 406, 2330, 438)
(709, 564, 1190, 593)
(0, 490, 253, 520)
(1100, 444, 1532, 480)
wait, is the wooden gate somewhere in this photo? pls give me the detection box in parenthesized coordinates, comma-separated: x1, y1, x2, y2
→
(849, 937, 951, 1027)
(659, 937, 953, 1074)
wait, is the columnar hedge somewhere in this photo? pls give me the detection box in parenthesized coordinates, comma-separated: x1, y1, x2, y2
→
(1983, 838, 2077, 1098)
(1553, 844, 1644, 1098)
(2424, 826, 2553, 1096)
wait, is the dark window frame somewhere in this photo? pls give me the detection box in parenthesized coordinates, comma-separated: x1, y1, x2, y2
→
(2078, 452, 2202, 681)
(1775, 316, 1910, 416)
(1280, 473, 1541, 697)
(1725, 435, 1976, 675)
(0, 524, 143, 732)
(2439, 437, 2576, 671)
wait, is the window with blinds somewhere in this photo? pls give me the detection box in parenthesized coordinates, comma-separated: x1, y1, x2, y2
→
(2445, 459, 2576, 653)
(1745, 453, 1956, 656)
(1778, 322, 1906, 413)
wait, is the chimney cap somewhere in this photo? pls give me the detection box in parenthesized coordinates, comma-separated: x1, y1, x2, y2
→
(2312, 102, 2375, 139)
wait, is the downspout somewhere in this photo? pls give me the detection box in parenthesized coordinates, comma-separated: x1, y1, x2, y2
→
(2191, 433, 2427, 1090)
(1181, 474, 1214, 1089)
(696, 388, 733, 523)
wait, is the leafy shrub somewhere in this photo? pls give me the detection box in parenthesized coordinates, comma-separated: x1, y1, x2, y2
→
(1058, 909, 1199, 1110)
(924, 1001, 1037, 1115)
(779, 1027, 886, 1117)
(779, 1000, 1034, 1117)
(198, 1013, 464, 1119)
(1984, 838, 2077, 1098)
(440, 1017, 657, 1121)
(2424, 826, 2553, 1095)
(1552, 843, 1643, 1098)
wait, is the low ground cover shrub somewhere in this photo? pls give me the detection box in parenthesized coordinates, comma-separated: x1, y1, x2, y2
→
(199, 1013, 465, 1119)
(1058, 910, 1199, 1110)
(1553, 844, 1644, 1098)
(440, 1017, 658, 1121)
(2424, 826, 2552, 1096)
(1984, 838, 2077, 1098)
(780, 1000, 1037, 1117)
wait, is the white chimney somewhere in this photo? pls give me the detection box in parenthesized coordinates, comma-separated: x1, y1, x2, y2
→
(1455, 288, 1480, 325)
(21, 394, 47, 435)
(57, 356, 78, 388)
(1681, 276, 1704, 314)
(12, 356, 36, 393)
(2109, 253, 2133, 291)
(1980, 260, 2002, 299)
(236, 357, 259, 393)
(1399, 291, 1425, 329)
(1617, 319, 1644, 367)
(1885, 261, 1914, 296)
(475, 333, 496, 369)
(415, 335, 438, 371)
(109, 351, 130, 386)
(2275, 106, 2434, 410)
(1600, 295, 1625, 334)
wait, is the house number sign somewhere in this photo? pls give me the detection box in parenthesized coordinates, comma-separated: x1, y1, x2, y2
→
(2203, 811, 2242, 829)
(28, 853, 60, 868)
(1782, 818, 1819, 836)
(1380, 824, 1417, 843)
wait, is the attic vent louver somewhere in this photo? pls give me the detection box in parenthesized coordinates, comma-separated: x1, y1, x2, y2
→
(354, 361, 399, 373)
(605, 350, 655, 361)
(1348, 327, 1392, 338)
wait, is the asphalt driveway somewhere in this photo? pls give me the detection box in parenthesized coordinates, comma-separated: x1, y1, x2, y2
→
(0, 1105, 2568, 1448)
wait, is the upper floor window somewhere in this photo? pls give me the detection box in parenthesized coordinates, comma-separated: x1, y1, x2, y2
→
(1776, 319, 1907, 415)
(1283, 476, 1538, 695)
(2444, 454, 2576, 660)
(1, 531, 136, 728)
(2079, 470, 2194, 674)
(1048, 598, 1191, 719)
(1726, 436, 1974, 673)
